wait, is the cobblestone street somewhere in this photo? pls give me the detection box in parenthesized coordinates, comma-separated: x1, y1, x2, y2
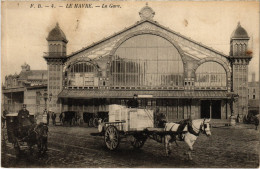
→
(1, 123, 259, 168)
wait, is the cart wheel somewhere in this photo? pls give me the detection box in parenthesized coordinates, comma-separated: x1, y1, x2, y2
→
(104, 126, 120, 150)
(88, 118, 93, 127)
(131, 136, 147, 149)
(93, 118, 99, 128)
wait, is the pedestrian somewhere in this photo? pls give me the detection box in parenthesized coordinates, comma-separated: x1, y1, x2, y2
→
(1, 109, 8, 128)
(59, 112, 65, 125)
(52, 112, 56, 125)
(236, 114, 241, 123)
(127, 94, 139, 108)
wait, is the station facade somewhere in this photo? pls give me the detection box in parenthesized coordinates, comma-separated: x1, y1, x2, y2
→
(44, 5, 252, 122)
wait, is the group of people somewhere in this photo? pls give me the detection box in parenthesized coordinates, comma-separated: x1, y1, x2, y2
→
(43, 109, 57, 125)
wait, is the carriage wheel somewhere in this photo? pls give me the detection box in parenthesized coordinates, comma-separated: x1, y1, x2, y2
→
(103, 118, 108, 122)
(104, 126, 120, 150)
(131, 135, 147, 149)
(93, 118, 99, 128)
(88, 118, 93, 127)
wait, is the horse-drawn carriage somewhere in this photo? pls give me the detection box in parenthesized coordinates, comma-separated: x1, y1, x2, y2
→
(91, 105, 211, 160)
(4, 113, 48, 157)
(84, 111, 108, 127)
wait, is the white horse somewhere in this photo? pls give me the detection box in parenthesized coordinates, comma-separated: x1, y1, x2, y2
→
(164, 119, 211, 160)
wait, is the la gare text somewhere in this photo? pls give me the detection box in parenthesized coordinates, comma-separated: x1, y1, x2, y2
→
(30, 3, 121, 9)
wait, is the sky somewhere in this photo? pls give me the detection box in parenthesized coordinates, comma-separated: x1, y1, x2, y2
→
(1, 1, 259, 82)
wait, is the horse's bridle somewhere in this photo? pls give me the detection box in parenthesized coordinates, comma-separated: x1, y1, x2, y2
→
(188, 119, 208, 136)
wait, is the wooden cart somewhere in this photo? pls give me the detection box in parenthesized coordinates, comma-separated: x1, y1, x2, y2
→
(91, 106, 176, 150)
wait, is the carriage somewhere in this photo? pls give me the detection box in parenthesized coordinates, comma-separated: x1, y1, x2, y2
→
(4, 113, 48, 157)
(86, 111, 109, 127)
(91, 104, 211, 160)
(91, 105, 177, 150)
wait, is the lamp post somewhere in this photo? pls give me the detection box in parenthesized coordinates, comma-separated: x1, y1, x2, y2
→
(42, 90, 52, 124)
(43, 90, 52, 110)
(228, 92, 239, 126)
(43, 91, 48, 110)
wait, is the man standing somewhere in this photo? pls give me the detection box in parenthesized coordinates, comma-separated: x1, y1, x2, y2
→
(51, 112, 56, 125)
(18, 104, 32, 137)
(127, 94, 139, 108)
(1, 109, 8, 128)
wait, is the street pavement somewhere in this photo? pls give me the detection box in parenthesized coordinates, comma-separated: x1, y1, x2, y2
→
(1, 123, 259, 168)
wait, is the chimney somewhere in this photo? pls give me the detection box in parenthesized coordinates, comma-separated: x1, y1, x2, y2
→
(252, 72, 255, 82)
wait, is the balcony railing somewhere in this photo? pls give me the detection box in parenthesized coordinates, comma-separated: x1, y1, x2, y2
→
(44, 52, 66, 57)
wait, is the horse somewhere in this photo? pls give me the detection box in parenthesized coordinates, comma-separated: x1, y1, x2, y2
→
(21, 123, 48, 155)
(164, 119, 211, 160)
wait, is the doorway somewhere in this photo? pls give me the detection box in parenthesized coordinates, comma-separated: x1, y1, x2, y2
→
(201, 100, 221, 119)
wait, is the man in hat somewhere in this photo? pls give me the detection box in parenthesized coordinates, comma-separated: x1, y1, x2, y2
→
(127, 94, 139, 108)
(18, 104, 32, 137)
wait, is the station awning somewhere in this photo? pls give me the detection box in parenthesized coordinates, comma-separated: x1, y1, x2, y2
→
(58, 89, 230, 99)
(2, 87, 25, 93)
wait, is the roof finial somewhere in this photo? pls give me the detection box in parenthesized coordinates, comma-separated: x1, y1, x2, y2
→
(139, 3, 155, 20)
(238, 21, 241, 26)
(56, 22, 59, 28)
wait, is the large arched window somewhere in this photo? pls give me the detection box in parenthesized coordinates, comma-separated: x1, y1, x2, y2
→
(66, 62, 98, 87)
(195, 62, 227, 87)
(111, 34, 184, 87)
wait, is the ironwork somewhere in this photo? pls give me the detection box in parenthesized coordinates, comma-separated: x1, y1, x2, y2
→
(111, 34, 184, 87)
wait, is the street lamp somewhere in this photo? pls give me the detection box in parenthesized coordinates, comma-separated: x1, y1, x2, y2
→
(42, 90, 52, 124)
(43, 90, 52, 110)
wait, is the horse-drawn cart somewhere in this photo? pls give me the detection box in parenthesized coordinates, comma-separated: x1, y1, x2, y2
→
(91, 105, 170, 150)
(4, 113, 48, 157)
(91, 104, 212, 160)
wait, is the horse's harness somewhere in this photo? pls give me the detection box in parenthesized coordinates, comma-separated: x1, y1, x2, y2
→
(188, 119, 208, 136)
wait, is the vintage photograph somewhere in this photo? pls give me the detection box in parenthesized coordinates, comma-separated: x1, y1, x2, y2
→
(1, 1, 259, 168)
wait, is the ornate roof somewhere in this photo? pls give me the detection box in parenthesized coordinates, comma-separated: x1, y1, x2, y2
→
(66, 4, 229, 61)
(231, 22, 249, 39)
(47, 23, 68, 43)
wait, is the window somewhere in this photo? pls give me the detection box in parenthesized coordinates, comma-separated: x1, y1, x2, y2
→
(195, 62, 227, 87)
(111, 34, 184, 87)
(253, 95, 255, 99)
(66, 62, 98, 87)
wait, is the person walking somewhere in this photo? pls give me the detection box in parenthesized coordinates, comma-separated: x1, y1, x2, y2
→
(52, 112, 56, 125)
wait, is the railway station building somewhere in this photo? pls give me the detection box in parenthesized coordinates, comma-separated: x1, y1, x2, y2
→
(44, 5, 252, 122)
